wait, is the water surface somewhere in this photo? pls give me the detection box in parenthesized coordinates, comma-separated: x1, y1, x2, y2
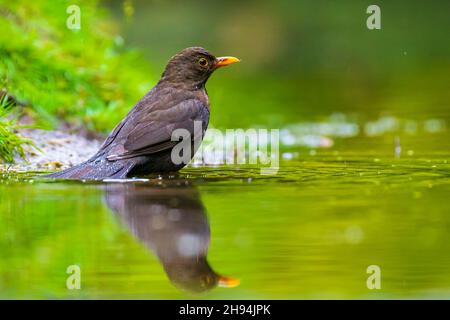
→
(1, 130, 449, 298)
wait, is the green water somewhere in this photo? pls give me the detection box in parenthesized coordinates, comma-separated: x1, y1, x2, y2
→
(1, 129, 449, 299)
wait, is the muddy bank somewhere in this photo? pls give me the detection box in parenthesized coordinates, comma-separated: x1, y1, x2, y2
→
(1, 128, 102, 173)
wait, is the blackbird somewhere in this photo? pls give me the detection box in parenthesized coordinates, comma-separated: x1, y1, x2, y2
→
(46, 47, 240, 180)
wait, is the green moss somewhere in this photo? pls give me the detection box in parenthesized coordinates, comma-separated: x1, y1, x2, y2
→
(0, 0, 156, 162)
(0, 0, 155, 132)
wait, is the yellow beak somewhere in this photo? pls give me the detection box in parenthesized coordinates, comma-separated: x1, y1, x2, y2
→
(218, 275, 240, 288)
(215, 56, 241, 68)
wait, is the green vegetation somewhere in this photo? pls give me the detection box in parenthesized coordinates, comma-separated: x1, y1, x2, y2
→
(0, 0, 155, 162)
(0, 94, 34, 163)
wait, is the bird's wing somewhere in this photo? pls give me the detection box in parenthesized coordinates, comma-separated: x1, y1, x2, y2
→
(107, 98, 208, 161)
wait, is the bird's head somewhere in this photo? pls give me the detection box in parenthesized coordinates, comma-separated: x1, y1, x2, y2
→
(160, 47, 240, 89)
(165, 259, 240, 293)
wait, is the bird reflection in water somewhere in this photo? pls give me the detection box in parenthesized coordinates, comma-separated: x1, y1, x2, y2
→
(104, 182, 239, 292)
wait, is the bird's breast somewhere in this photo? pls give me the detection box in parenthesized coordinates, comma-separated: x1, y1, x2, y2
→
(195, 89, 210, 108)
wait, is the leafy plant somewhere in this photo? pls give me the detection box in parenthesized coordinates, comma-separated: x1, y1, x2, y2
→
(0, 94, 35, 163)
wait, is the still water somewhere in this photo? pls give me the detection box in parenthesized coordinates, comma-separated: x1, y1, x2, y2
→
(1, 124, 449, 298)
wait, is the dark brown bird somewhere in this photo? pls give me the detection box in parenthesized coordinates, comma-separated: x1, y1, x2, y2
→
(46, 47, 240, 180)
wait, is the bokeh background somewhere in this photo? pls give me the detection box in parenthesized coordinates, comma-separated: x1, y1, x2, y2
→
(2, 0, 450, 133)
(108, 0, 450, 129)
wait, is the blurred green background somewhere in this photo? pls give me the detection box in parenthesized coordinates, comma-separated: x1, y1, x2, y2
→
(1, 0, 449, 134)
(108, 0, 450, 129)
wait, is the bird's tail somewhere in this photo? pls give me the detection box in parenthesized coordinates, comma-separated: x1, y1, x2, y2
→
(43, 158, 136, 180)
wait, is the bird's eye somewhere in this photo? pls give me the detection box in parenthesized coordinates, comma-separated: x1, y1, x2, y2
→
(198, 57, 209, 68)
